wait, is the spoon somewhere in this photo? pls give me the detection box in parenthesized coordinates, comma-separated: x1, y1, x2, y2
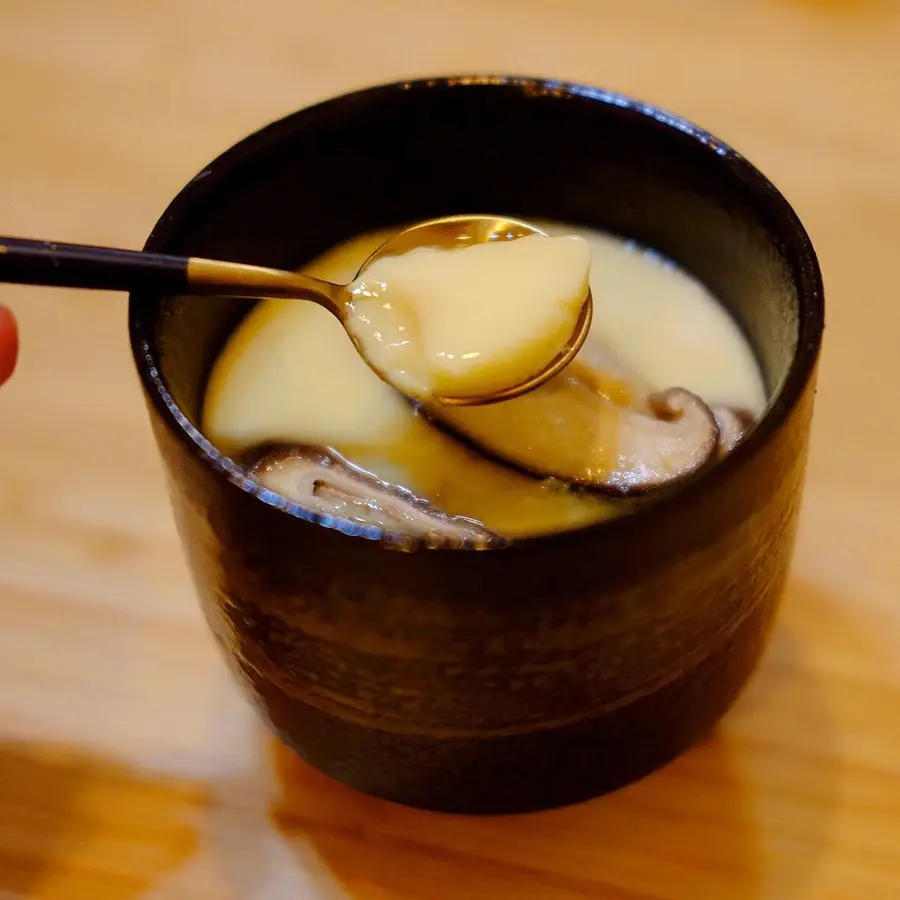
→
(0, 214, 593, 406)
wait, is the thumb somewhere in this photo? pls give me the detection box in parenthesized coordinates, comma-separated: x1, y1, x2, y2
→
(0, 305, 19, 386)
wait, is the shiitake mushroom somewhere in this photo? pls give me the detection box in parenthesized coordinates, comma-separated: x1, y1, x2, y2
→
(426, 342, 735, 496)
(711, 405, 757, 457)
(248, 444, 503, 548)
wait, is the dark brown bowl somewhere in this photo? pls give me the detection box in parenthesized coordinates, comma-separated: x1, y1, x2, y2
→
(129, 75, 824, 814)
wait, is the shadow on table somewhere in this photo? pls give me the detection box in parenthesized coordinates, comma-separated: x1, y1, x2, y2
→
(260, 580, 844, 900)
(0, 739, 201, 898)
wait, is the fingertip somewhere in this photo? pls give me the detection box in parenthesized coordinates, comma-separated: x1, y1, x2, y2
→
(0, 305, 19, 386)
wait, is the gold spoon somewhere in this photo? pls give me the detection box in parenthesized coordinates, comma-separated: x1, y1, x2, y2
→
(0, 214, 593, 406)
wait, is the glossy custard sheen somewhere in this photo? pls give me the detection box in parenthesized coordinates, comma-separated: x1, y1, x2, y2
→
(345, 234, 591, 401)
(203, 223, 767, 539)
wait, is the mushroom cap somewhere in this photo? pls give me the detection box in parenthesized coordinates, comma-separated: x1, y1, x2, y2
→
(249, 444, 503, 548)
(429, 345, 722, 497)
(712, 405, 757, 457)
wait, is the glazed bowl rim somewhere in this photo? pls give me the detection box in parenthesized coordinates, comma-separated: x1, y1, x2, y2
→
(129, 74, 824, 553)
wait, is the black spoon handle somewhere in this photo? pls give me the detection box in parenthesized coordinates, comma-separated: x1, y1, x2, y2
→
(0, 237, 190, 293)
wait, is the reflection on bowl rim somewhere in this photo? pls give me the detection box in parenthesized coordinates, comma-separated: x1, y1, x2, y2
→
(129, 74, 825, 553)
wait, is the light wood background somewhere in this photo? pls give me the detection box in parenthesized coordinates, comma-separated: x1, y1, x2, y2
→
(1, 1, 898, 897)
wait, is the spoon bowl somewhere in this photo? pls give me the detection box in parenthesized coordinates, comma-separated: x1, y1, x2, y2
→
(346, 214, 594, 406)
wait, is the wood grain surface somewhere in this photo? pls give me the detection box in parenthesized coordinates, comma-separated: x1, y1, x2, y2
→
(0, 1, 898, 897)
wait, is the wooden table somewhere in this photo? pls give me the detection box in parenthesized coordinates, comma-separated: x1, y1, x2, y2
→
(1, 1, 898, 897)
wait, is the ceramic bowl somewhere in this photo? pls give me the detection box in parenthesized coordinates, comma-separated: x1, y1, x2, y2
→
(129, 75, 824, 814)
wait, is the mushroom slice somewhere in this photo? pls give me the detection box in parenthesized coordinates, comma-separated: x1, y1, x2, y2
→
(712, 405, 757, 456)
(613, 388, 721, 493)
(248, 444, 502, 548)
(430, 349, 720, 496)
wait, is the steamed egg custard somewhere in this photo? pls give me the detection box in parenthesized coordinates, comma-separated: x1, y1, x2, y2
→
(203, 223, 766, 541)
(344, 234, 591, 401)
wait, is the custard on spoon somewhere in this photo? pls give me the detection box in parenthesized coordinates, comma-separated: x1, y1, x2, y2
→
(345, 220, 592, 404)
